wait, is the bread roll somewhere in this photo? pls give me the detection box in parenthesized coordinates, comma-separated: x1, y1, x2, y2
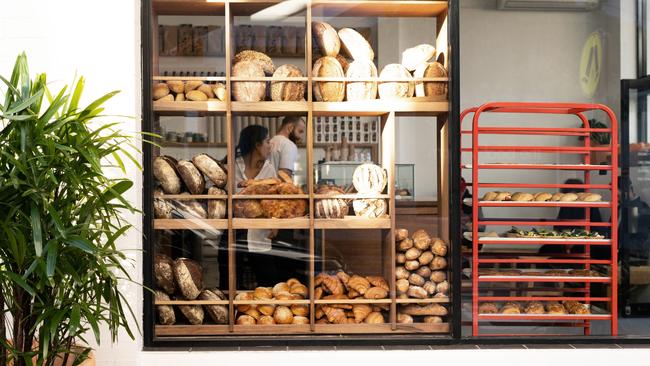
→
(582, 193, 602, 202)
(401, 44, 436, 71)
(424, 316, 443, 324)
(559, 193, 579, 202)
(408, 273, 425, 287)
(173, 258, 203, 300)
(397, 313, 414, 324)
(192, 153, 227, 188)
(271, 64, 306, 101)
(156, 93, 172, 101)
(481, 191, 498, 201)
(416, 265, 432, 278)
(401, 304, 448, 316)
(153, 156, 182, 194)
(167, 80, 184, 94)
(175, 93, 185, 101)
(414, 61, 447, 97)
(338, 28, 374, 61)
(495, 191, 511, 201)
(405, 260, 420, 271)
(258, 315, 275, 325)
(155, 291, 176, 325)
(232, 60, 266, 102)
(212, 83, 227, 101)
(312, 21, 340, 57)
(364, 312, 385, 324)
(429, 256, 447, 270)
(511, 192, 534, 202)
(418, 251, 435, 266)
(234, 50, 275, 75)
(345, 59, 378, 101)
(153, 83, 170, 100)
(312, 56, 345, 102)
(431, 239, 447, 256)
(396, 266, 410, 280)
(154, 254, 176, 294)
(185, 80, 203, 93)
(534, 192, 553, 201)
(396, 278, 410, 294)
(407, 285, 427, 299)
(395, 228, 409, 241)
(186, 90, 208, 101)
(292, 316, 309, 324)
(405, 247, 422, 261)
(176, 160, 205, 195)
(479, 302, 499, 314)
(398, 237, 414, 251)
(436, 280, 449, 295)
(423, 281, 437, 295)
(236, 315, 256, 325)
(378, 64, 414, 99)
(198, 83, 215, 98)
(430, 270, 446, 283)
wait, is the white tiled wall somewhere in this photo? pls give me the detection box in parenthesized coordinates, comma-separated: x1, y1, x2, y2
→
(1, 1, 649, 365)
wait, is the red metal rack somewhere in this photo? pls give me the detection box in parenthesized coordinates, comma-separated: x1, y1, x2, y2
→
(461, 102, 618, 337)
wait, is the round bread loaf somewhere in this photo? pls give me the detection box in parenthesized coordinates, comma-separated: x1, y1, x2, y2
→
(414, 62, 447, 97)
(207, 187, 227, 219)
(176, 160, 205, 195)
(401, 44, 436, 71)
(192, 153, 227, 188)
(312, 21, 340, 57)
(315, 185, 349, 219)
(312, 56, 345, 102)
(155, 290, 176, 325)
(175, 193, 207, 218)
(153, 156, 182, 194)
(232, 60, 266, 102)
(234, 50, 275, 75)
(173, 258, 203, 300)
(199, 288, 228, 324)
(233, 199, 265, 218)
(353, 199, 387, 218)
(154, 254, 176, 294)
(179, 303, 204, 325)
(338, 28, 374, 61)
(167, 80, 185, 94)
(352, 163, 387, 193)
(345, 59, 377, 101)
(378, 64, 414, 99)
(153, 83, 170, 100)
(271, 64, 306, 101)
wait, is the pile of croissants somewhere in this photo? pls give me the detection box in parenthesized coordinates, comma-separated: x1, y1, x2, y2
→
(235, 278, 310, 325)
(479, 300, 591, 315)
(395, 228, 449, 300)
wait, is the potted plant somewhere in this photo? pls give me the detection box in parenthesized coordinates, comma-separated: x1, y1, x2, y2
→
(0, 53, 139, 366)
(588, 118, 611, 164)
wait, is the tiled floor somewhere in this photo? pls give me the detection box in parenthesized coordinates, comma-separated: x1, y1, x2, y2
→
(188, 343, 649, 351)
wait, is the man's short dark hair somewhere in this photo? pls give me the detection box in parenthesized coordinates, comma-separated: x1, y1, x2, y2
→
(281, 116, 304, 128)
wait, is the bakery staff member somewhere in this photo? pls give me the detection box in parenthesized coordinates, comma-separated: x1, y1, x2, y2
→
(233, 125, 278, 286)
(270, 116, 306, 177)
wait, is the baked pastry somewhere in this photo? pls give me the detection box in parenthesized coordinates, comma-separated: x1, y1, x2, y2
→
(271, 64, 306, 101)
(291, 304, 309, 317)
(431, 239, 447, 256)
(408, 273, 426, 287)
(416, 266, 432, 279)
(154, 254, 176, 294)
(479, 302, 498, 314)
(352, 199, 387, 218)
(312, 21, 340, 57)
(207, 187, 227, 219)
(545, 302, 567, 315)
(378, 63, 414, 99)
(322, 275, 345, 295)
(233, 199, 264, 218)
(418, 251, 435, 266)
(312, 56, 345, 102)
(197, 83, 215, 98)
(253, 287, 273, 300)
(153, 83, 170, 100)
(335, 54, 350, 73)
(175, 193, 207, 218)
(436, 280, 449, 295)
(422, 281, 437, 295)
(559, 193, 579, 202)
(192, 154, 227, 188)
(401, 44, 436, 71)
(186, 90, 208, 101)
(568, 269, 597, 277)
(322, 305, 347, 324)
(405, 260, 420, 271)
(430, 256, 447, 270)
(292, 316, 309, 324)
(395, 228, 409, 241)
(481, 191, 498, 201)
(395, 266, 410, 280)
(500, 303, 521, 314)
(336, 271, 351, 287)
(424, 316, 443, 324)
(289, 283, 308, 298)
(199, 289, 228, 324)
(346, 59, 378, 101)
(364, 312, 385, 324)
(258, 315, 275, 325)
(232, 60, 266, 102)
(413, 232, 432, 251)
(352, 163, 387, 193)
(155, 291, 175, 325)
(352, 304, 372, 323)
(534, 192, 553, 201)
(414, 61, 447, 97)
(236, 315, 256, 325)
(348, 275, 371, 295)
(511, 192, 534, 202)
(405, 247, 422, 261)
(179, 303, 204, 325)
(338, 28, 374, 60)
(544, 269, 568, 276)
(234, 50, 275, 75)
(212, 83, 227, 101)
(315, 185, 349, 218)
(407, 285, 427, 299)
(549, 193, 564, 201)
(153, 156, 182, 194)
(173, 258, 203, 300)
(495, 192, 511, 201)
(430, 271, 447, 283)
(524, 301, 545, 314)
(396, 279, 410, 294)
(398, 237, 414, 251)
(366, 276, 389, 291)
(401, 303, 448, 316)
(184, 80, 203, 93)
(397, 313, 413, 324)
(273, 306, 294, 324)
(581, 193, 602, 202)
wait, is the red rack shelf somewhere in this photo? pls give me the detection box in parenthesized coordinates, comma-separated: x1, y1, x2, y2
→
(461, 102, 619, 337)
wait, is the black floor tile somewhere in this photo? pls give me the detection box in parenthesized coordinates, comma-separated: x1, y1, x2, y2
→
(571, 343, 621, 349)
(335, 345, 384, 351)
(288, 345, 337, 351)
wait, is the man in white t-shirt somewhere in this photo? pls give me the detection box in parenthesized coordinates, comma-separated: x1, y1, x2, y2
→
(269, 116, 305, 177)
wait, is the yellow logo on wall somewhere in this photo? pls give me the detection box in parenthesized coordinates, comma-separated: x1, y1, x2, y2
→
(580, 31, 603, 98)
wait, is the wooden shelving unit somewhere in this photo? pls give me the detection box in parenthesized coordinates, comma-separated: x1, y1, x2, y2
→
(148, 0, 452, 339)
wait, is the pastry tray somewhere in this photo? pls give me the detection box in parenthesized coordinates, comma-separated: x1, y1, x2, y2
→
(463, 232, 610, 243)
(477, 305, 611, 320)
(463, 268, 609, 281)
(463, 198, 609, 207)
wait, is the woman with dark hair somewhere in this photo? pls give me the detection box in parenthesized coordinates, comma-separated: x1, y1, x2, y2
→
(234, 125, 275, 188)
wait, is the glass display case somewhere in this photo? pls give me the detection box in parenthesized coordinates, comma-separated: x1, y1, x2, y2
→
(315, 162, 414, 199)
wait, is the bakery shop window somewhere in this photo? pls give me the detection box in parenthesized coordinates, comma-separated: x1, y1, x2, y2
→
(146, 0, 453, 343)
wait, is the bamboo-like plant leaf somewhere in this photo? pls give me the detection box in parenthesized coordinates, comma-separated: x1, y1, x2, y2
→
(46, 244, 58, 278)
(4, 88, 43, 115)
(67, 76, 85, 114)
(30, 203, 43, 257)
(1, 271, 35, 297)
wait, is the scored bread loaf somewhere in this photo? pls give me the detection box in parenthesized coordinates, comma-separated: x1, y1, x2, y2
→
(234, 50, 275, 75)
(154, 254, 176, 294)
(338, 28, 374, 61)
(312, 56, 345, 102)
(352, 163, 387, 193)
(414, 61, 447, 98)
(314, 185, 349, 218)
(312, 21, 340, 57)
(153, 156, 182, 194)
(378, 64, 414, 99)
(401, 44, 436, 71)
(207, 187, 227, 219)
(176, 160, 205, 195)
(270, 64, 306, 101)
(155, 291, 176, 325)
(173, 258, 203, 300)
(192, 153, 227, 188)
(199, 288, 228, 324)
(153, 187, 173, 219)
(232, 60, 266, 102)
(345, 59, 378, 101)
(352, 199, 387, 218)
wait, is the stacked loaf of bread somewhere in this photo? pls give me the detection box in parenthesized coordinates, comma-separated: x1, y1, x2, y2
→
(395, 228, 449, 300)
(234, 171, 307, 219)
(154, 254, 228, 325)
(311, 22, 447, 102)
(351, 163, 388, 218)
(314, 271, 390, 324)
(153, 79, 227, 102)
(314, 185, 350, 219)
(235, 279, 310, 325)
(153, 154, 228, 219)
